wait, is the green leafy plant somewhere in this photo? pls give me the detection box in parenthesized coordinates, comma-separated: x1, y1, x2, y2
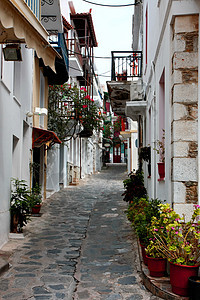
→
(10, 178, 32, 232)
(48, 84, 103, 141)
(154, 129, 165, 162)
(139, 146, 151, 163)
(125, 197, 163, 247)
(122, 170, 147, 203)
(28, 183, 42, 208)
(147, 203, 200, 265)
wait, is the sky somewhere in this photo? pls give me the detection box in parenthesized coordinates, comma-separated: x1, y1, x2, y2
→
(61, 0, 135, 88)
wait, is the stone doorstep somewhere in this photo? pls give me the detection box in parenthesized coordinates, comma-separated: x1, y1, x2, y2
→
(137, 244, 189, 300)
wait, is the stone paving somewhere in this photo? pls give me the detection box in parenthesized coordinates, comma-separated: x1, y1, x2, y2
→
(0, 163, 161, 300)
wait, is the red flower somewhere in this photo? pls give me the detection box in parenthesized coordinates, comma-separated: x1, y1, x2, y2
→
(84, 95, 90, 100)
(82, 105, 88, 108)
(80, 87, 87, 92)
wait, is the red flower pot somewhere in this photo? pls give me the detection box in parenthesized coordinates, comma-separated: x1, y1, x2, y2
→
(170, 262, 199, 296)
(157, 162, 165, 181)
(147, 256, 166, 277)
(140, 244, 148, 265)
(32, 204, 41, 214)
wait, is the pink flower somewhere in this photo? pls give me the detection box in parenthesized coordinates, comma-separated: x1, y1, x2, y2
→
(154, 228, 158, 232)
(194, 205, 200, 209)
(175, 218, 180, 221)
(171, 227, 175, 230)
(82, 105, 87, 108)
(80, 87, 87, 92)
(175, 231, 179, 235)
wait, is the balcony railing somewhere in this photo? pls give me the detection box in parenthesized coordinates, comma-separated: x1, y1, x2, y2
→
(68, 37, 83, 68)
(24, 0, 41, 20)
(111, 51, 142, 81)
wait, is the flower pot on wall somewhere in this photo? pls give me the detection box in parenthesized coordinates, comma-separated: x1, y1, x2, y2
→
(147, 256, 166, 277)
(170, 262, 199, 296)
(157, 162, 165, 181)
(188, 276, 200, 300)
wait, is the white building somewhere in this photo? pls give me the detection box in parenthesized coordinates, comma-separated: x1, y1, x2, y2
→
(0, 0, 59, 247)
(108, 0, 200, 219)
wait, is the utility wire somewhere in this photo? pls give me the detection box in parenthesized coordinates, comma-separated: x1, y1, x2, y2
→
(68, 49, 111, 59)
(82, 0, 140, 7)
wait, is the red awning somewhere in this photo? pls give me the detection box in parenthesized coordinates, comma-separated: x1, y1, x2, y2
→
(32, 127, 61, 148)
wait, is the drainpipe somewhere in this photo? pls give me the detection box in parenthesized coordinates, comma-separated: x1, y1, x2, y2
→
(151, 60, 157, 199)
(198, 14, 200, 205)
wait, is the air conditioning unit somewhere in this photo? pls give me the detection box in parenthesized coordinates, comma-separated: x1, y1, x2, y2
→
(34, 107, 48, 115)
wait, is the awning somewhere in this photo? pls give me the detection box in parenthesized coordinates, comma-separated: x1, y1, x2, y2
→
(32, 127, 61, 148)
(0, 0, 61, 71)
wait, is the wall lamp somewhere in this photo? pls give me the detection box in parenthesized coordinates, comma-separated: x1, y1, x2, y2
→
(3, 44, 22, 61)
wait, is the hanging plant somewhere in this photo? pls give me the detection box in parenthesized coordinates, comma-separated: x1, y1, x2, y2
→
(48, 84, 103, 141)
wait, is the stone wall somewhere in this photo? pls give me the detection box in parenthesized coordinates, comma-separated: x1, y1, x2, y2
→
(171, 15, 198, 217)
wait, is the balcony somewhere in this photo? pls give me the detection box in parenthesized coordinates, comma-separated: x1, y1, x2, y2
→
(107, 51, 144, 117)
(41, 33, 69, 85)
(111, 51, 142, 81)
(68, 36, 83, 77)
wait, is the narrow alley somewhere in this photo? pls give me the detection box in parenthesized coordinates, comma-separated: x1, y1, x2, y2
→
(0, 164, 160, 300)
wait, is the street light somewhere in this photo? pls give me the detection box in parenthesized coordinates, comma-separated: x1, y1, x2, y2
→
(3, 44, 22, 61)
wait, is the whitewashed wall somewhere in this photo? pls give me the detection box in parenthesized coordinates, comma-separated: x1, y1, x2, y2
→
(142, 0, 200, 214)
(0, 45, 33, 247)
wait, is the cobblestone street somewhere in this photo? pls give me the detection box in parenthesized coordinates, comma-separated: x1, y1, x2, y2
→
(0, 164, 160, 300)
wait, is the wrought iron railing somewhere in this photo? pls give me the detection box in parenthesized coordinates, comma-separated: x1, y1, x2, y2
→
(111, 51, 142, 81)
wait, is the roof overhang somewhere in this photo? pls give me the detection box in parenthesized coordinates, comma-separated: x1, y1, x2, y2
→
(120, 129, 137, 140)
(0, 0, 61, 71)
(125, 101, 147, 121)
(70, 13, 98, 47)
(32, 127, 61, 148)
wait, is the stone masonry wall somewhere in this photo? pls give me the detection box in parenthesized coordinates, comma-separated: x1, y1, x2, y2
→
(171, 15, 198, 217)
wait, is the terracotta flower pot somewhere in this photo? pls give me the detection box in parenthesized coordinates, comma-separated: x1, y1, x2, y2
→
(170, 262, 199, 296)
(147, 256, 166, 277)
(32, 204, 41, 214)
(157, 162, 165, 181)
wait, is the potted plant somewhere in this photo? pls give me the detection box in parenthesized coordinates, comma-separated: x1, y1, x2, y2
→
(29, 183, 42, 214)
(154, 129, 165, 181)
(126, 197, 162, 266)
(149, 203, 200, 296)
(145, 240, 167, 277)
(139, 146, 151, 177)
(10, 178, 32, 233)
(122, 170, 147, 203)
